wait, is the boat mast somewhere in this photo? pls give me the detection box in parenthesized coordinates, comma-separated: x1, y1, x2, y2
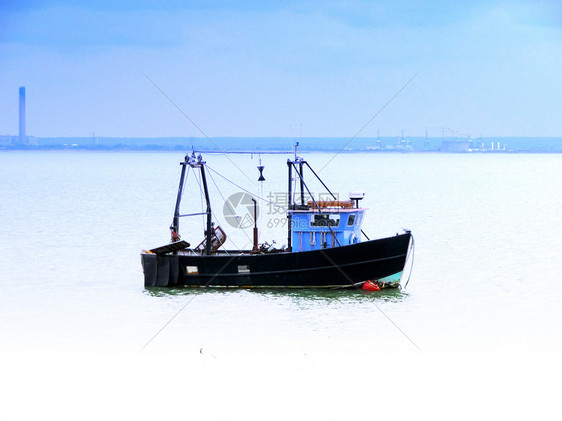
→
(199, 159, 213, 255)
(286, 145, 343, 249)
(299, 160, 305, 206)
(171, 156, 188, 241)
(287, 158, 293, 252)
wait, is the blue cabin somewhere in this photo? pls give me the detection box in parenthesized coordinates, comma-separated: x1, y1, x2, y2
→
(289, 203, 366, 252)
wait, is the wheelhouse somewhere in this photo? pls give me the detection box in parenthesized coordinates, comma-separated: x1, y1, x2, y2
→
(289, 206, 366, 252)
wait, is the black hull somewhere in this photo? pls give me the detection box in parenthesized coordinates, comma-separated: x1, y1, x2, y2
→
(142, 233, 411, 288)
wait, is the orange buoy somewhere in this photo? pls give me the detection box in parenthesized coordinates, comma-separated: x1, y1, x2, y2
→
(362, 280, 381, 291)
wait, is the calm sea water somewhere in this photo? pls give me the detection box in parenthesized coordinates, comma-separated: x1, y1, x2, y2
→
(2, 150, 562, 418)
(1, 150, 561, 358)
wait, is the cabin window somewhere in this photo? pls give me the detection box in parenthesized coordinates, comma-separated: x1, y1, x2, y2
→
(238, 265, 251, 274)
(186, 266, 198, 275)
(310, 214, 340, 227)
(356, 212, 363, 226)
(347, 214, 356, 226)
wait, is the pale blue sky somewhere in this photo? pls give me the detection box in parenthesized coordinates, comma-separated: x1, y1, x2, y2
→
(1, 0, 561, 137)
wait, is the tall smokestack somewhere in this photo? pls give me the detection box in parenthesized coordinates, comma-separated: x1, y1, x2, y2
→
(19, 86, 26, 145)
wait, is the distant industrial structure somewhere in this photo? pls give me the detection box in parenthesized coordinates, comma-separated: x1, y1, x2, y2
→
(0, 86, 36, 146)
(19, 86, 26, 144)
(0, 89, 554, 151)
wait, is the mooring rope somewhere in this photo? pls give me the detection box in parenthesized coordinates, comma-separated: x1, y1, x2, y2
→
(403, 234, 416, 289)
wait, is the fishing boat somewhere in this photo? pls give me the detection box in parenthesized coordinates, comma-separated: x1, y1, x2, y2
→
(141, 147, 413, 289)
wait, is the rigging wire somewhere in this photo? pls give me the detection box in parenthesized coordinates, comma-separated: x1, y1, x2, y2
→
(206, 167, 250, 249)
(172, 164, 190, 235)
(291, 162, 341, 247)
(190, 165, 240, 251)
(206, 165, 288, 213)
(194, 167, 206, 229)
(180, 165, 191, 202)
(193, 150, 292, 155)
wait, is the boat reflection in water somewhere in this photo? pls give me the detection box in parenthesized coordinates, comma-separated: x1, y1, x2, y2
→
(144, 285, 409, 303)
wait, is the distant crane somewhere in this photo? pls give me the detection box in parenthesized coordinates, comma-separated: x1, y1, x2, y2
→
(399, 129, 408, 148)
(425, 127, 451, 151)
(426, 127, 451, 141)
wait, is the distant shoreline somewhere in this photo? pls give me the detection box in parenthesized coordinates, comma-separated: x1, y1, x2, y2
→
(1, 136, 561, 153)
(2, 146, 561, 154)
